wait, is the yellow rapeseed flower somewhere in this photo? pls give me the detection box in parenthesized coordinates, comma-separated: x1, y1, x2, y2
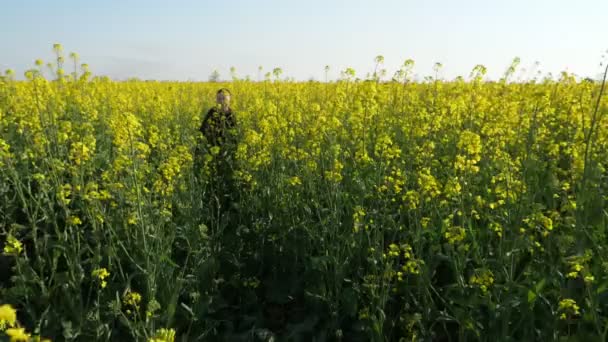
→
(67, 215, 82, 226)
(0, 304, 17, 330)
(123, 290, 142, 311)
(288, 176, 302, 186)
(445, 226, 466, 245)
(148, 328, 176, 342)
(469, 270, 494, 294)
(558, 298, 580, 320)
(92, 268, 110, 289)
(5, 327, 30, 342)
(3, 236, 23, 256)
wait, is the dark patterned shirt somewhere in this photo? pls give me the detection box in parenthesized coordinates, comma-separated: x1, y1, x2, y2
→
(199, 107, 236, 146)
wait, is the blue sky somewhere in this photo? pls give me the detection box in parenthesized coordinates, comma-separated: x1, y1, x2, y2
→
(1, 0, 606, 81)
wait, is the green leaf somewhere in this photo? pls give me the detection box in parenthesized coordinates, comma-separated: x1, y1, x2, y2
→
(535, 278, 546, 293)
(527, 290, 537, 304)
(528, 278, 546, 305)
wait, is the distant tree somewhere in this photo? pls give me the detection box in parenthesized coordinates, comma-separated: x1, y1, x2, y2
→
(209, 69, 221, 82)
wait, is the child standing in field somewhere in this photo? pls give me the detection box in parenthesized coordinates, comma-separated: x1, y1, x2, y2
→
(198, 88, 238, 210)
(199, 88, 237, 148)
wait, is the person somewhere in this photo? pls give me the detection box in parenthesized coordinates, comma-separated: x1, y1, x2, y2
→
(199, 88, 237, 148)
(197, 88, 238, 211)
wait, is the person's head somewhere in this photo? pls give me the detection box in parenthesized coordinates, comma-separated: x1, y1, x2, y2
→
(216, 88, 231, 109)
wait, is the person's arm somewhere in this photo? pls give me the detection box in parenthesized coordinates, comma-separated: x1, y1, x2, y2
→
(199, 109, 211, 133)
(227, 110, 236, 129)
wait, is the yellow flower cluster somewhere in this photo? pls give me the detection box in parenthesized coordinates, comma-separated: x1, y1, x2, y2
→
(123, 290, 142, 314)
(3, 235, 23, 256)
(149, 328, 176, 342)
(446, 226, 466, 244)
(92, 268, 110, 289)
(288, 176, 302, 186)
(374, 134, 401, 161)
(565, 251, 594, 284)
(69, 139, 95, 166)
(5, 328, 30, 342)
(0, 304, 17, 330)
(385, 243, 423, 281)
(489, 222, 503, 238)
(0, 304, 49, 341)
(378, 167, 406, 196)
(455, 131, 482, 174)
(522, 211, 555, 241)
(417, 168, 441, 201)
(0, 138, 12, 167)
(469, 270, 494, 294)
(558, 298, 580, 320)
(352, 206, 367, 233)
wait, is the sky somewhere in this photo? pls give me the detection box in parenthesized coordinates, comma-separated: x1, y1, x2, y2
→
(1, 0, 607, 81)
